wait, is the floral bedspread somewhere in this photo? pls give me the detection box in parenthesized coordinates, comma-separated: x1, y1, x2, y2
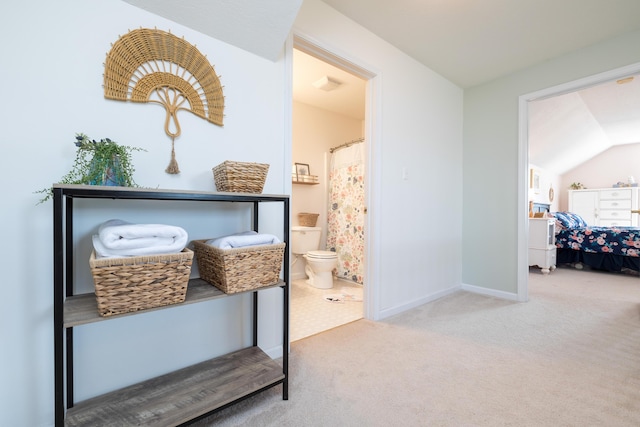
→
(556, 226, 640, 257)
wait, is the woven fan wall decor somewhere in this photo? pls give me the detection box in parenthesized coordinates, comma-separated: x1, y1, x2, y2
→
(104, 28, 225, 174)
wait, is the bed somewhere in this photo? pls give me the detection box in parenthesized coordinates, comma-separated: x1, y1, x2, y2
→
(551, 211, 640, 272)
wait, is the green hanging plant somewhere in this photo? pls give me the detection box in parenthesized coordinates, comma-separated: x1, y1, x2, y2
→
(36, 133, 145, 203)
(569, 182, 585, 190)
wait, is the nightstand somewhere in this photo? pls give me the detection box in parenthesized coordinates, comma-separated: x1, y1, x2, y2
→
(529, 218, 556, 274)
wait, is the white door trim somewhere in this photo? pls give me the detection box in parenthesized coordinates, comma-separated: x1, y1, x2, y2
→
(287, 30, 383, 320)
(518, 62, 640, 301)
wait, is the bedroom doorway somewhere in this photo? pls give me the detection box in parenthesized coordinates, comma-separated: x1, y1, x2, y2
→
(519, 61, 640, 300)
(289, 34, 379, 340)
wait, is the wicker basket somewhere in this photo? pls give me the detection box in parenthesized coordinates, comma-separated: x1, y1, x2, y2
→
(193, 240, 285, 294)
(298, 212, 319, 227)
(212, 161, 269, 193)
(89, 249, 194, 317)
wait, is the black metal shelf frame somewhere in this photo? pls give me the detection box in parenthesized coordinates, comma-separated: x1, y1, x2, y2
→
(53, 184, 290, 426)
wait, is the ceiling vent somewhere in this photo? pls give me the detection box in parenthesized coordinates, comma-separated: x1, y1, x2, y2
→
(312, 76, 342, 91)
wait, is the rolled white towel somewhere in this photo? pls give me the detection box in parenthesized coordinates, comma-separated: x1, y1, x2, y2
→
(206, 230, 280, 249)
(93, 219, 188, 258)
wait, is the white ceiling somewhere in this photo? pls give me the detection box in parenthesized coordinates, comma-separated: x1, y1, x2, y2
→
(123, 0, 640, 173)
(322, 0, 640, 88)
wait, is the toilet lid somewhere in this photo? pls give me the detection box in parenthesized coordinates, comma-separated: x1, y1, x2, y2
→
(307, 250, 337, 259)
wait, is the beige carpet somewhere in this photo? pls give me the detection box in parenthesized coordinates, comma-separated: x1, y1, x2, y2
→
(196, 265, 640, 426)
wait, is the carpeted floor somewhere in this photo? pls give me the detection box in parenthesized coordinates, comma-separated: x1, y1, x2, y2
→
(195, 265, 640, 426)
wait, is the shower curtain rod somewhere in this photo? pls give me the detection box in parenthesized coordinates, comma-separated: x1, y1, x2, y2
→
(329, 137, 364, 153)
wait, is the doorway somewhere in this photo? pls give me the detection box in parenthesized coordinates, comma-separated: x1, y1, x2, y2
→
(519, 62, 640, 301)
(290, 36, 374, 341)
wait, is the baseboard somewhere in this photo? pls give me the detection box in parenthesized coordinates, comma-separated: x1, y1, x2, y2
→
(461, 283, 519, 301)
(377, 285, 461, 319)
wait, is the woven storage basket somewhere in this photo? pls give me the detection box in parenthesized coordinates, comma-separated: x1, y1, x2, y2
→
(193, 240, 285, 294)
(89, 248, 194, 317)
(212, 161, 269, 193)
(298, 212, 319, 227)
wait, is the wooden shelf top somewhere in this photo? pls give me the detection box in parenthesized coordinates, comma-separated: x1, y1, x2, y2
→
(53, 184, 289, 202)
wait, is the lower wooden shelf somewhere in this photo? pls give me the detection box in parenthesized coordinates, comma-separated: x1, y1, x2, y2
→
(64, 346, 284, 426)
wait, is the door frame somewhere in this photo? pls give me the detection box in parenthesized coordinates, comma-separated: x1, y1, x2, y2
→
(518, 61, 640, 301)
(285, 31, 382, 320)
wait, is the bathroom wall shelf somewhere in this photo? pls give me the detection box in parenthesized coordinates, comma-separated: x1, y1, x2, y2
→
(53, 184, 290, 426)
(292, 174, 319, 185)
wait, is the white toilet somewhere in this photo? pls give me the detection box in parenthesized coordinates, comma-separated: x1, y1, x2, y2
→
(291, 226, 338, 289)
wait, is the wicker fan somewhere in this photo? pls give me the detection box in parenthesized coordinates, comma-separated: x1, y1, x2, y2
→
(103, 28, 225, 173)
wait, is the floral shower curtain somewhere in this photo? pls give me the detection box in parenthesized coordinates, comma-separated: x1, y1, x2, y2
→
(326, 141, 365, 284)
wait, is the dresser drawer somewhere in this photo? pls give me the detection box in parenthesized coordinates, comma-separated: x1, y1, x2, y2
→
(599, 189, 632, 200)
(600, 209, 631, 220)
(599, 219, 632, 227)
(600, 199, 632, 209)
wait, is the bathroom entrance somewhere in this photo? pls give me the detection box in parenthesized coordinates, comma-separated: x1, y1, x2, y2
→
(290, 38, 371, 341)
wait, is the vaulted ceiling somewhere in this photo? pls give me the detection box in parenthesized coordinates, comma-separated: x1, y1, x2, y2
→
(529, 75, 640, 175)
(122, 0, 303, 61)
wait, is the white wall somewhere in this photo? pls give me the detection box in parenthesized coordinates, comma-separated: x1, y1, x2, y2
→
(292, 101, 363, 228)
(295, 0, 464, 318)
(463, 28, 640, 294)
(1, 1, 287, 426)
(292, 103, 362, 222)
(528, 164, 561, 212)
(558, 143, 640, 210)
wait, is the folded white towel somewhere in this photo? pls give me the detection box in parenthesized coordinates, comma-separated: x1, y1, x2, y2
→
(92, 219, 188, 258)
(206, 230, 281, 249)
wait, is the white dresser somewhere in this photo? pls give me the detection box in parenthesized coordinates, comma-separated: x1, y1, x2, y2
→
(568, 187, 639, 226)
(529, 218, 556, 274)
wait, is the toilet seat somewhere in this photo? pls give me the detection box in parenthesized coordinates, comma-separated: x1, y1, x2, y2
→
(306, 250, 337, 259)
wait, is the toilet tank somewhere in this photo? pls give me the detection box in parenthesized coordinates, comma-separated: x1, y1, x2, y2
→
(291, 226, 322, 254)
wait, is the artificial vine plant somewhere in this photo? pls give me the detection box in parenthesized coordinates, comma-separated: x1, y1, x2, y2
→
(36, 133, 145, 203)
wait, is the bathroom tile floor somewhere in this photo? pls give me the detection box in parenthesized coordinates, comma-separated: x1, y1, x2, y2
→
(290, 278, 364, 342)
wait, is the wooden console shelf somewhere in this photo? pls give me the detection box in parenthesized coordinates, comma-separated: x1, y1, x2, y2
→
(53, 184, 290, 426)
